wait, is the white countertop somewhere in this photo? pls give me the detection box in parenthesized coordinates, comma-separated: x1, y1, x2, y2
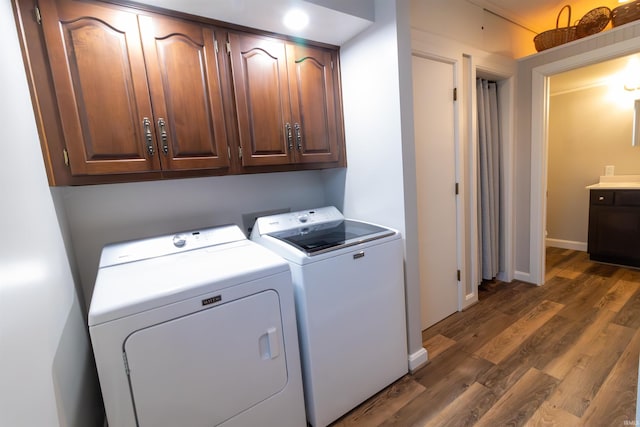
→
(586, 175, 640, 190)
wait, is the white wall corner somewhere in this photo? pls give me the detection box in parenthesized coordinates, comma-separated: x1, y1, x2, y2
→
(408, 347, 428, 373)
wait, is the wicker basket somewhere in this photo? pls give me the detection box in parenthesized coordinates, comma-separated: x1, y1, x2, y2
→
(534, 5, 577, 52)
(612, 0, 640, 27)
(575, 7, 611, 39)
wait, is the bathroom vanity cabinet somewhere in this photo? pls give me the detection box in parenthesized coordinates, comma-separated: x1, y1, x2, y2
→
(588, 189, 640, 268)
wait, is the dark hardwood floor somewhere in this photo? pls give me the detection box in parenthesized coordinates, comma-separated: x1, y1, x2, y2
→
(331, 248, 640, 426)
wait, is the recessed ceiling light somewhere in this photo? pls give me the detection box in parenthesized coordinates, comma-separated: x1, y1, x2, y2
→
(283, 9, 309, 31)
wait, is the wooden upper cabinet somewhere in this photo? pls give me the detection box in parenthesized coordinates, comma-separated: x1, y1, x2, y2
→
(138, 15, 229, 171)
(38, 0, 229, 176)
(16, 0, 344, 184)
(39, 0, 159, 175)
(228, 32, 292, 167)
(229, 32, 343, 167)
(286, 44, 341, 164)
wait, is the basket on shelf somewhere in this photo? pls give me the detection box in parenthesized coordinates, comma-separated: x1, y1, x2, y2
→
(612, 0, 640, 27)
(534, 5, 577, 52)
(575, 6, 611, 38)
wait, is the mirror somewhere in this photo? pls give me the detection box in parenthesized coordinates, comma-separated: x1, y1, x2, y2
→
(634, 98, 640, 147)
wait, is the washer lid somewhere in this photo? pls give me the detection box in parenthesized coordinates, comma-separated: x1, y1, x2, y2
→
(269, 219, 395, 255)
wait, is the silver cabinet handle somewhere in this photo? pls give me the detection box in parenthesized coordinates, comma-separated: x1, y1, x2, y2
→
(294, 123, 302, 150)
(142, 117, 154, 156)
(285, 123, 293, 150)
(158, 118, 168, 155)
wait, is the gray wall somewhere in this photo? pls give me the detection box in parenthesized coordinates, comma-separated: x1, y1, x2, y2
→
(324, 0, 425, 366)
(61, 172, 327, 307)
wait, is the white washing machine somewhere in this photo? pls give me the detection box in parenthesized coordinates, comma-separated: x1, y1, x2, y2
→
(250, 207, 408, 427)
(88, 225, 306, 427)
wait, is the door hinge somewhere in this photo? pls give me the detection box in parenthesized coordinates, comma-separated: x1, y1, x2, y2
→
(453, 87, 458, 101)
(63, 148, 69, 167)
(457, 270, 461, 281)
(455, 182, 459, 195)
(226, 41, 231, 54)
(34, 5, 42, 24)
(122, 352, 130, 376)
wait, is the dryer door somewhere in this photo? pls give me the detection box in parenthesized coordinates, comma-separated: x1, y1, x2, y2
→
(124, 290, 287, 426)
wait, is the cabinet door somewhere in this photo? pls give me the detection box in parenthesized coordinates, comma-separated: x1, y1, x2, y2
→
(228, 32, 293, 166)
(39, 0, 160, 175)
(139, 15, 229, 171)
(287, 44, 341, 163)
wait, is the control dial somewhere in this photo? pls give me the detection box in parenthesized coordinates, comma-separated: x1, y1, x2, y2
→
(173, 234, 187, 248)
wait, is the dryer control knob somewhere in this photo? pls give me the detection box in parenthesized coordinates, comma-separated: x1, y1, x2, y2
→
(173, 234, 187, 248)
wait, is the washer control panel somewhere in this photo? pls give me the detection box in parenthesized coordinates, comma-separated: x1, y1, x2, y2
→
(254, 206, 343, 235)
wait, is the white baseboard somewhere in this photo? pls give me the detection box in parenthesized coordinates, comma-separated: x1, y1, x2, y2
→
(546, 238, 587, 252)
(514, 270, 531, 283)
(408, 348, 428, 373)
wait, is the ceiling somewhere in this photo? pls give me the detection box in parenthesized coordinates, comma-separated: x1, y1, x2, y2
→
(142, 0, 637, 93)
(468, 0, 631, 33)
(140, 0, 374, 46)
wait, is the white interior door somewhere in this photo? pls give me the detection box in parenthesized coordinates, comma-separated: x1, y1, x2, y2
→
(412, 54, 459, 330)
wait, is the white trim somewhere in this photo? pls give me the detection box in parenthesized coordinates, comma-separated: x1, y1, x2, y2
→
(546, 238, 587, 252)
(408, 347, 428, 373)
(529, 35, 640, 288)
(497, 75, 516, 284)
(530, 70, 549, 286)
(514, 270, 532, 283)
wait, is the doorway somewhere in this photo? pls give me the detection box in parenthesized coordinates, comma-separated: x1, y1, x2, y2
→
(412, 53, 459, 330)
(530, 42, 640, 285)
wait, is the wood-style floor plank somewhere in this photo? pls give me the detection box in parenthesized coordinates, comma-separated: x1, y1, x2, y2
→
(474, 300, 564, 364)
(594, 278, 640, 312)
(422, 334, 456, 360)
(474, 368, 558, 427)
(376, 346, 493, 427)
(330, 249, 640, 426)
(580, 328, 640, 426)
(613, 285, 640, 329)
(542, 308, 617, 380)
(524, 401, 581, 427)
(331, 375, 426, 427)
(547, 322, 636, 417)
(422, 382, 496, 427)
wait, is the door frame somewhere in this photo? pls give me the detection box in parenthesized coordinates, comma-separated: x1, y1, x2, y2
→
(529, 38, 640, 285)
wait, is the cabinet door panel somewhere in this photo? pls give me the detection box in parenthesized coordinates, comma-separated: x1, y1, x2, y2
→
(40, 0, 159, 175)
(229, 33, 292, 166)
(139, 15, 229, 171)
(287, 44, 340, 163)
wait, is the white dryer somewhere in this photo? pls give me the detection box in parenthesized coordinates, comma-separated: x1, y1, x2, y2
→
(88, 225, 306, 427)
(251, 207, 408, 427)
